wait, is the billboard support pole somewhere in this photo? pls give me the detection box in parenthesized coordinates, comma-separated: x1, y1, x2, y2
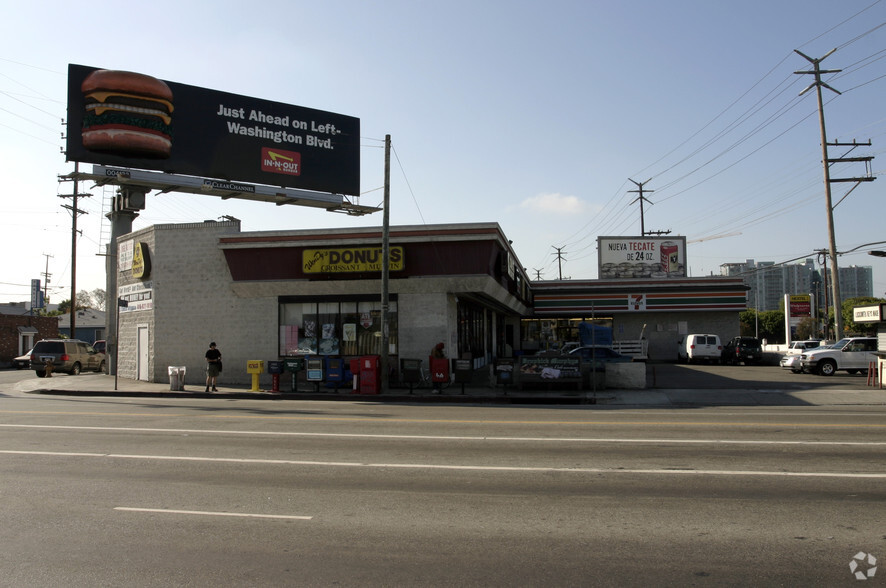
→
(104, 187, 146, 376)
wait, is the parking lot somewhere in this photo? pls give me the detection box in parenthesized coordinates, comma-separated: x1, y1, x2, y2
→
(648, 357, 880, 391)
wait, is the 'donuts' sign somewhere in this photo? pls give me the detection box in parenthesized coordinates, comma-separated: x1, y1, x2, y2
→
(302, 247, 404, 274)
(66, 64, 360, 196)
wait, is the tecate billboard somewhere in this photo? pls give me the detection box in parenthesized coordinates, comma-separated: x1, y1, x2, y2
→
(597, 236, 687, 278)
(65, 65, 360, 195)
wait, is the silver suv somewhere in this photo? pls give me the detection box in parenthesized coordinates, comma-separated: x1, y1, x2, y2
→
(798, 337, 878, 376)
(30, 339, 106, 377)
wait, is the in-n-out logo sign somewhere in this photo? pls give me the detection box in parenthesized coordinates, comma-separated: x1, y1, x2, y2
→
(261, 147, 301, 176)
(849, 552, 877, 581)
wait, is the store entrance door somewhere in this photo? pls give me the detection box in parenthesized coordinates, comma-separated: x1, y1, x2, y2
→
(137, 325, 149, 381)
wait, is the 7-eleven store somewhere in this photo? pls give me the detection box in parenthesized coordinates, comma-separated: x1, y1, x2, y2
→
(524, 277, 749, 360)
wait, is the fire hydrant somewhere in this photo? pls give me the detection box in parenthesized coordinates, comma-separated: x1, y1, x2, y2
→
(44, 359, 54, 377)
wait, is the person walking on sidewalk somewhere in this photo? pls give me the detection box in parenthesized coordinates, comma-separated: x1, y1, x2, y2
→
(205, 342, 222, 392)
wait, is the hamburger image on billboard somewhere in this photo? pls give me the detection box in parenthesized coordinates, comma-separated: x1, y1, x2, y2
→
(66, 64, 361, 196)
(81, 70, 174, 159)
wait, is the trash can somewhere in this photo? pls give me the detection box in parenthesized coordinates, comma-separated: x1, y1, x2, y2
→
(168, 366, 186, 391)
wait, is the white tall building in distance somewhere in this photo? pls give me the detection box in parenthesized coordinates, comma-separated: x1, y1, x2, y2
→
(720, 259, 872, 312)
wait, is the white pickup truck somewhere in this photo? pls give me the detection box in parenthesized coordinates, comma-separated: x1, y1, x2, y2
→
(799, 337, 879, 376)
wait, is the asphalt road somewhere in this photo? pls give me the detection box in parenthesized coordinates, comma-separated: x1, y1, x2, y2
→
(648, 359, 880, 390)
(1, 368, 884, 586)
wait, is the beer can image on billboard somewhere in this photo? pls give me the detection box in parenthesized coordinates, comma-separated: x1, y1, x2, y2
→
(660, 241, 679, 274)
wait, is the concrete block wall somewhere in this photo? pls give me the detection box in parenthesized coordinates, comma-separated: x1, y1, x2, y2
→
(117, 227, 156, 380)
(605, 362, 646, 389)
(148, 221, 280, 386)
(398, 290, 450, 363)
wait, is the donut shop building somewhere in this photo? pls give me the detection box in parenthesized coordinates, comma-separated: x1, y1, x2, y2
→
(114, 220, 533, 385)
(114, 220, 747, 385)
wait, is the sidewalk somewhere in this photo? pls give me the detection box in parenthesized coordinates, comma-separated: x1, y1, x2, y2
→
(14, 372, 886, 407)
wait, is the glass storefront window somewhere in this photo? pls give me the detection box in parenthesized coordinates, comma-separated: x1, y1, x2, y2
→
(280, 299, 397, 357)
(318, 302, 340, 355)
(520, 317, 613, 352)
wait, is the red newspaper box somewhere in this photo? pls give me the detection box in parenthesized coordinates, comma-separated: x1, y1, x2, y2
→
(429, 356, 450, 383)
(359, 355, 380, 394)
(349, 358, 361, 393)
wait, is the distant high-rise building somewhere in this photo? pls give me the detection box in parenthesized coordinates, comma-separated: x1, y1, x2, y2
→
(719, 259, 871, 311)
(829, 265, 874, 300)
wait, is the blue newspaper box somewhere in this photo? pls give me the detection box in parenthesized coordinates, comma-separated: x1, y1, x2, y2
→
(325, 357, 345, 388)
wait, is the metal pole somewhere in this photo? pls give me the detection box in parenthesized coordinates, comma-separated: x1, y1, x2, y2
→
(380, 135, 391, 392)
(105, 189, 142, 376)
(70, 165, 78, 338)
(114, 297, 120, 391)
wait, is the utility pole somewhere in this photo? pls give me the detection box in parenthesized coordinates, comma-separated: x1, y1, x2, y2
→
(59, 162, 88, 338)
(794, 49, 875, 339)
(827, 140, 876, 208)
(552, 246, 567, 280)
(41, 253, 53, 304)
(628, 178, 653, 236)
(532, 268, 543, 280)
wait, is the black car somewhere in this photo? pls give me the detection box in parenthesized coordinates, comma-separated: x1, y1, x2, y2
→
(721, 336, 763, 365)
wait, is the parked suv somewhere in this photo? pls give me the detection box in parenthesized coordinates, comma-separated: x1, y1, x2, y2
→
(721, 336, 763, 365)
(677, 334, 722, 363)
(798, 337, 878, 376)
(30, 339, 106, 377)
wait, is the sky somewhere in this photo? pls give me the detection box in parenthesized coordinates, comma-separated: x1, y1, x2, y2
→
(2, 0, 885, 306)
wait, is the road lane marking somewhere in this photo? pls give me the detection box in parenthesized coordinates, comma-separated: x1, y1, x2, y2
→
(1, 411, 886, 428)
(1, 424, 886, 446)
(2, 450, 885, 479)
(114, 507, 311, 520)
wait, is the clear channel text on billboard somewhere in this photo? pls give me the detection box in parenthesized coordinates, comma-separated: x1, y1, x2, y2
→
(65, 64, 360, 195)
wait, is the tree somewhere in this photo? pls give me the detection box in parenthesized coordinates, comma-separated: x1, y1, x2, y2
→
(56, 299, 72, 314)
(794, 317, 818, 340)
(76, 290, 94, 310)
(759, 310, 785, 344)
(90, 288, 107, 311)
(738, 308, 785, 342)
(739, 309, 758, 336)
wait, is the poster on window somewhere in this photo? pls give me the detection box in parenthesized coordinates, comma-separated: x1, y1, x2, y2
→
(319, 323, 339, 355)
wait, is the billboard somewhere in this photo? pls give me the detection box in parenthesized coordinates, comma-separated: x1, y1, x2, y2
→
(597, 236, 687, 279)
(66, 64, 360, 195)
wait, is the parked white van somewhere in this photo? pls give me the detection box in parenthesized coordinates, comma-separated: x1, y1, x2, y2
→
(677, 334, 722, 363)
